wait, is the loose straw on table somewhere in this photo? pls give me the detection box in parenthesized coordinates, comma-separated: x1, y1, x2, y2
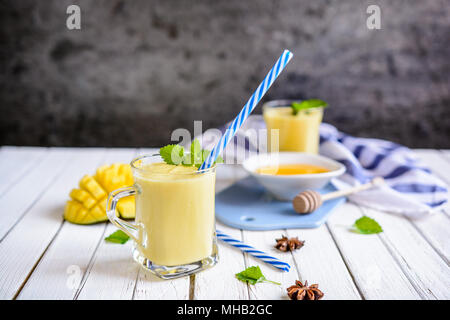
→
(199, 49, 293, 170)
(216, 230, 291, 272)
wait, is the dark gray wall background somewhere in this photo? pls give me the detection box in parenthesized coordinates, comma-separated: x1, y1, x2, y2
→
(1, 0, 449, 148)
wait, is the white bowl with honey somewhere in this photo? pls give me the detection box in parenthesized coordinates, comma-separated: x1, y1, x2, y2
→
(242, 152, 345, 201)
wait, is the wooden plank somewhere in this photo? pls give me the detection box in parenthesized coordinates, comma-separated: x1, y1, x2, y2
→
(286, 226, 361, 300)
(242, 227, 360, 300)
(77, 223, 140, 300)
(0, 148, 74, 241)
(355, 149, 450, 299)
(408, 150, 450, 263)
(409, 213, 450, 265)
(414, 149, 450, 183)
(242, 229, 299, 300)
(193, 221, 249, 300)
(135, 148, 158, 157)
(99, 148, 136, 165)
(18, 222, 107, 300)
(133, 267, 190, 300)
(442, 150, 450, 160)
(436, 150, 450, 220)
(362, 206, 450, 299)
(0, 148, 106, 299)
(326, 203, 421, 299)
(0, 147, 47, 196)
(17, 149, 136, 300)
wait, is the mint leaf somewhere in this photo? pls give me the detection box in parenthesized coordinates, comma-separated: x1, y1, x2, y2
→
(201, 149, 210, 163)
(181, 153, 192, 166)
(194, 149, 209, 169)
(105, 230, 130, 244)
(353, 216, 383, 234)
(159, 141, 224, 168)
(291, 99, 328, 115)
(235, 266, 280, 285)
(191, 139, 202, 166)
(160, 144, 184, 165)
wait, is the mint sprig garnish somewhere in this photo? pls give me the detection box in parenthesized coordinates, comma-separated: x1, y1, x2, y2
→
(159, 139, 223, 168)
(104, 230, 130, 244)
(291, 99, 328, 115)
(159, 144, 184, 165)
(352, 216, 383, 234)
(235, 266, 280, 285)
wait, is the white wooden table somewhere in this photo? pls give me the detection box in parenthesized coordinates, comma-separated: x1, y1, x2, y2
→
(0, 146, 449, 300)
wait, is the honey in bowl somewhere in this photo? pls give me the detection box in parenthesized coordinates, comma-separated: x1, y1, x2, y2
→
(256, 164, 329, 176)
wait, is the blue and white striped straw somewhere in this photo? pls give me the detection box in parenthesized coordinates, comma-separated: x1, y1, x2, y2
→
(216, 230, 291, 272)
(199, 49, 293, 170)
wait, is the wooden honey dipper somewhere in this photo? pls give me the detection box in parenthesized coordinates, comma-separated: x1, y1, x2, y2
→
(292, 177, 385, 214)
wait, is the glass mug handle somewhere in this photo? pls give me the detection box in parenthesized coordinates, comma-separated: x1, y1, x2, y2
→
(106, 186, 139, 243)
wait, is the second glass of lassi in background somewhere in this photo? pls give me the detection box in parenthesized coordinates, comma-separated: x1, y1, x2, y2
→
(263, 99, 325, 154)
(106, 154, 218, 279)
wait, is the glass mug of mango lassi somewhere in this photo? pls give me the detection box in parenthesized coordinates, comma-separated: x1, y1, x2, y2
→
(106, 155, 218, 279)
(263, 99, 325, 154)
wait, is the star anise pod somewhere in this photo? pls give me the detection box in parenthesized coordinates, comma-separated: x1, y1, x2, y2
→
(287, 280, 324, 300)
(274, 235, 304, 252)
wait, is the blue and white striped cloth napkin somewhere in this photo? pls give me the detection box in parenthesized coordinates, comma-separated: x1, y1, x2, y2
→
(201, 115, 448, 218)
(319, 123, 448, 218)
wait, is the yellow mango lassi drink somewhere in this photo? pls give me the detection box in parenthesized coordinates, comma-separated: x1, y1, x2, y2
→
(106, 152, 218, 279)
(133, 162, 216, 267)
(263, 100, 326, 154)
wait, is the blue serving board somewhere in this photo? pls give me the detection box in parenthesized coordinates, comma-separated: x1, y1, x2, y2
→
(215, 177, 345, 230)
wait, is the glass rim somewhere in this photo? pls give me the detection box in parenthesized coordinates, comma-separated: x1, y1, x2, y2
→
(130, 154, 216, 175)
(262, 99, 325, 111)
